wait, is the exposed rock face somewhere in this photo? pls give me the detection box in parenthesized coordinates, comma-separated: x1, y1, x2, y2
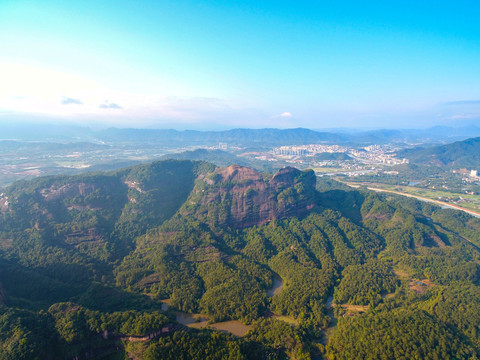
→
(0, 195, 8, 214)
(182, 165, 317, 228)
(40, 182, 98, 201)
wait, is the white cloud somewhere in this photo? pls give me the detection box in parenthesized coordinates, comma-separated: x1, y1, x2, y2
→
(61, 97, 83, 105)
(270, 111, 293, 119)
(0, 63, 240, 123)
(0, 62, 293, 128)
(449, 114, 477, 120)
(99, 101, 122, 109)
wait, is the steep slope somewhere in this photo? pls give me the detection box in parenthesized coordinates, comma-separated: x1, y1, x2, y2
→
(398, 136, 480, 168)
(2, 161, 480, 359)
(0, 160, 214, 308)
(180, 165, 317, 228)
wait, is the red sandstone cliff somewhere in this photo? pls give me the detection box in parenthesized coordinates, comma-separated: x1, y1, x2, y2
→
(180, 165, 317, 228)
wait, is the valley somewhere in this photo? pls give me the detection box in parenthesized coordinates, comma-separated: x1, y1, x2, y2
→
(344, 182, 480, 217)
(1, 158, 480, 359)
(3, 0, 480, 358)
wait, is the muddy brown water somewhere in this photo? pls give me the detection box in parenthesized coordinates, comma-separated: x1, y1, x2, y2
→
(267, 275, 283, 297)
(160, 274, 288, 336)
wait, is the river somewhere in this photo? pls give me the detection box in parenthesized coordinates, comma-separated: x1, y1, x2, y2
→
(160, 273, 289, 337)
(266, 275, 298, 325)
(347, 183, 480, 219)
(367, 186, 480, 218)
(267, 275, 283, 297)
(161, 300, 253, 336)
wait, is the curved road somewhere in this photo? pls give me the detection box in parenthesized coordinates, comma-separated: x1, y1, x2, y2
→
(348, 184, 480, 218)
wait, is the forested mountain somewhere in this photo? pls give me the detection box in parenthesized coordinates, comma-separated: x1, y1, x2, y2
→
(180, 165, 317, 228)
(159, 148, 279, 173)
(160, 149, 250, 167)
(399, 136, 480, 168)
(98, 127, 347, 147)
(3, 123, 480, 145)
(1, 160, 480, 359)
(94, 126, 480, 147)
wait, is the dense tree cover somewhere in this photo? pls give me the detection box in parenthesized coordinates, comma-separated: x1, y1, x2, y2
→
(0, 306, 58, 360)
(421, 283, 480, 348)
(244, 318, 312, 360)
(112, 160, 215, 253)
(334, 259, 398, 305)
(430, 210, 480, 247)
(315, 177, 353, 193)
(269, 250, 333, 327)
(2, 161, 480, 358)
(0, 302, 171, 360)
(398, 136, 480, 168)
(402, 252, 480, 285)
(115, 217, 273, 321)
(130, 328, 297, 360)
(112, 180, 480, 358)
(0, 159, 213, 260)
(130, 319, 313, 360)
(0, 160, 213, 309)
(198, 256, 271, 322)
(327, 309, 477, 360)
(386, 195, 480, 248)
(48, 302, 170, 340)
(359, 193, 467, 257)
(114, 207, 386, 327)
(138, 330, 245, 360)
(239, 212, 383, 326)
(160, 148, 280, 173)
(0, 260, 83, 310)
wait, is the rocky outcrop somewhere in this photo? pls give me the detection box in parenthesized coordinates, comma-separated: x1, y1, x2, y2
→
(40, 182, 99, 201)
(181, 165, 317, 228)
(0, 194, 8, 214)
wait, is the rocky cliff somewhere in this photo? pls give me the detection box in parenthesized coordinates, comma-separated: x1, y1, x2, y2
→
(181, 165, 317, 228)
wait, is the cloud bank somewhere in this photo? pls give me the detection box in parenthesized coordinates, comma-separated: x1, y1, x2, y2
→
(99, 102, 122, 109)
(61, 97, 83, 105)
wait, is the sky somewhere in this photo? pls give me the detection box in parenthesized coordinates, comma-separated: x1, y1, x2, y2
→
(1, 0, 480, 129)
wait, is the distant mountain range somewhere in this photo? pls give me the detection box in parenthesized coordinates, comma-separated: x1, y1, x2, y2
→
(344, 125, 480, 145)
(2, 123, 480, 146)
(398, 137, 480, 169)
(97, 127, 347, 147)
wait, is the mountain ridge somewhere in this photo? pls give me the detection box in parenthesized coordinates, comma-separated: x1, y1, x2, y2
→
(399, 136, 480, 168)
(180, 165, 317, 228)
(2, 159, 480, 359)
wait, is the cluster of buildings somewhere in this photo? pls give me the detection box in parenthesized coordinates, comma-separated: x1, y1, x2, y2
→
(273, 144, 408, 166)
(357, 152, 409, 165)
(273, 144, 348, 156)
(469, 170, 480, 181)
(350, 146, 409, 165)
(453, 169, 480, 183)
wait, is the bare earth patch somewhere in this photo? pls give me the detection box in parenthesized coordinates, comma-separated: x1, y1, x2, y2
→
(408, 279, 435, 294)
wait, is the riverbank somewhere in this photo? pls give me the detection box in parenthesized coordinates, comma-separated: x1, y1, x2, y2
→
(159, 273, 288, 337)
(345, 182, 480, 218)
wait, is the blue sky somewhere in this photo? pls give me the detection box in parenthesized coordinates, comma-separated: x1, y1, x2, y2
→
(1, 0, 479, 129)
